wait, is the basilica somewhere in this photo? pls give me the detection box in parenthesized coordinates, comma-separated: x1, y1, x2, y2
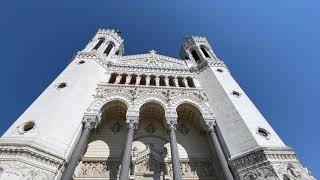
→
(0, 29, 316, 180)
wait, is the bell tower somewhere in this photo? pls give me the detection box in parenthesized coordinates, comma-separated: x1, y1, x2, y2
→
(181, 36, 315, 180)
(84, 29, 124, 56)
(180, 36, 217, 63)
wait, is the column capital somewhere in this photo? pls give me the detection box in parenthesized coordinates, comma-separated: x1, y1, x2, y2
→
(126, 115, 139, 130)
(165, 116, 178, 131)
(204, 119, 216, 132)
(82, 113, 99, 129)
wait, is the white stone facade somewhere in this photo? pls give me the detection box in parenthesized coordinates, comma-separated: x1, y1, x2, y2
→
(0, 29, 316, 180)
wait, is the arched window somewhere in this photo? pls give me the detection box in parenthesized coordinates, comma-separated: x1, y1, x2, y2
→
(168, 76, 175, 87)
(186, 77, 195, 88)
(109, 73, 118, 84)
(191, 50, 200, 63)
(150, 75, 156, 86)
(201, 47, 210, 58)
(140, 75, 147, 85)
(93, 38, 104, 50)
(115, 50, 120, 55)
(130, 74, 137, 85)
(177, 77, 185, 87)
(159, 76, 166, 86)
(104, 43, 114, 56)
(119, 74, 127, 84)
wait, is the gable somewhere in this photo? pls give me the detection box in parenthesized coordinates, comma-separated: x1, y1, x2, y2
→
(115, 51, 187, 69)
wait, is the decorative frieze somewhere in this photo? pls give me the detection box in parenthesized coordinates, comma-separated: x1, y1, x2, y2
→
(0, 144, 64, 170)
(231, 147, 316, 180)
(74, 161, 121, 178)
(0, 144, 64, 179)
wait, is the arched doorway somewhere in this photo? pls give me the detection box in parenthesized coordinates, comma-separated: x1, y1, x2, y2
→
(74, 100, 128, 179)
(175, 103, 217, 179)
(132, 102, 168, 180)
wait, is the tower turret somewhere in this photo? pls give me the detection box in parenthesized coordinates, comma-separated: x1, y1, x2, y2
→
(84, 29, 124, 56)
(180, 36, 217, 63)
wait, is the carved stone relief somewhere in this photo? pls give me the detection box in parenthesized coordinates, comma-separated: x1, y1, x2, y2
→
(167, 161, 216, 178)
(232, 148, 317, 180)
(0, 161, 55, 180)
(110, 121, 122, 134)
(75, 161, 120, 178)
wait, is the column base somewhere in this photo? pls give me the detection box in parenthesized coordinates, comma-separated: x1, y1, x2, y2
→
(230, 147, 316, 180)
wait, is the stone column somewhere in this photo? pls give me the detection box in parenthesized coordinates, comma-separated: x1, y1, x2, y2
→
(146, 75, 151, 86)
(166, 117, 182, 180)
(61, 114, 99, 180)
(125, 75, 132, 84)
(136, 75, 141, 85)
(183, 78, 189, 88)
(119, 116, 139, 180)
(165, 77, 169, 87)
(205, 120, 234, 180)
(155, 76, 160, 86)
(115, 75, 122, 84)
(173, 78, 179, 87)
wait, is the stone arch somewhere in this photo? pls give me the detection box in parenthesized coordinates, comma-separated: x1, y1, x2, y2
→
(86, 92, 132, 117)
(171, 93, 214, 120)
(134, 92, 169, 114)
(92, 37, 105, 50)
(200, 45, 211, 58)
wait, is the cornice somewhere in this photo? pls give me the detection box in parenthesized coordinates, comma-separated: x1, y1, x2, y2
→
(0, 143, 64, 170)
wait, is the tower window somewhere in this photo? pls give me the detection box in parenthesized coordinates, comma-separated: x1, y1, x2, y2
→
(78, 60, 85, 64)
(104, 43, 114, 56)
(257, 128, 270, 139)
(93, 38, 104, 50)
(201, 47, 210, 58)
(217, 68, 223, 73)
(18, 121, 35, 134)
(56, 82, 67, 89)
(232, 90, 241, 97)
(191, 50, 200, 63)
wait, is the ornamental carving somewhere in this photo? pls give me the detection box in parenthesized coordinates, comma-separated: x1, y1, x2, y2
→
(0, 161, 55, 180)
(110, 122, 122, 134)
(0, 144, 64, 171)
(144, 122, 155, 134)
(232, 148, 316, 180)
(242, 167, 278, 180)
(75, 161, 121, 178)
(167, 161, 216, 178)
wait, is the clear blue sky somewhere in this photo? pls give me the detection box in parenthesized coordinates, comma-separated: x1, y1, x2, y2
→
(0, 0, 319, 177)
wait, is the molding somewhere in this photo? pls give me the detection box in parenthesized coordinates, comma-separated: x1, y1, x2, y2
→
(230, 147, 316, 180)
(0, 143, 64, 172)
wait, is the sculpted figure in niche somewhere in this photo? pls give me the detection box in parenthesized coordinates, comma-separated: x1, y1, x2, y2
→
(111, 122, 121, 134)
(283, 163, 315, 180)
(145, 122, 155, 134)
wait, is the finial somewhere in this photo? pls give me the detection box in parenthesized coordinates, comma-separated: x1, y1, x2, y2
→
(149, 50, 157, 54)
(116, 29, 121, 34)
